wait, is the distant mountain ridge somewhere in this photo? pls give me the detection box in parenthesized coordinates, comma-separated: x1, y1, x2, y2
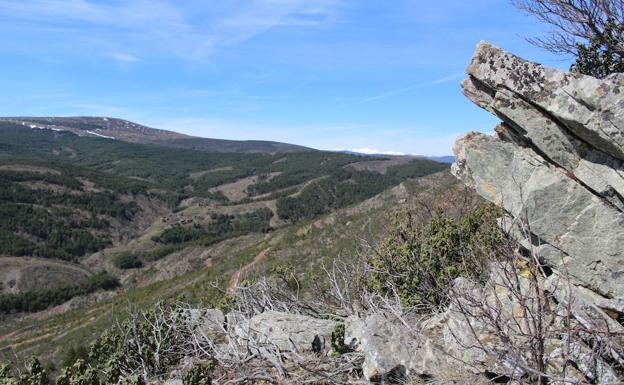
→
(0, 116, 312, 154)
(335, 150, 455, 164)
(426, 155, 455, 164)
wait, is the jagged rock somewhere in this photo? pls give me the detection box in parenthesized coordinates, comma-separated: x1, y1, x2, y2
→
(441, 274, 533, 378)
(344, 314, 448, 383)
(454, 42, 624, 383)
(464, 41, 624, 162)
(184, 308, 225, 340)
(343, 315, 367, 352)
(545, 273, 624, 366)
(234, 311, 338, 353)
(452, 42, 624, 299)
(464, 76, 624, 211)
(453, 131, 624, 298)
(225, 310, 245, 334)
(342, 268, 619, 383)
(439, 269, 619, 383)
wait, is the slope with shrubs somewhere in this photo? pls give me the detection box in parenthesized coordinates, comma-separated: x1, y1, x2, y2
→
(0, 173, 491, 385)
(0, 172, 476, 374)
(0, 122, 454, 370)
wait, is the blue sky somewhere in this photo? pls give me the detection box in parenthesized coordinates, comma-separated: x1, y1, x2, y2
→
(0, 0, 572, 155)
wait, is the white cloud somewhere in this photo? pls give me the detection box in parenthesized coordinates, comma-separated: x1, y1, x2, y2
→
(361, 72, 465, 103)
(0, 0, 343, 62)
(105, 52, 141, 63)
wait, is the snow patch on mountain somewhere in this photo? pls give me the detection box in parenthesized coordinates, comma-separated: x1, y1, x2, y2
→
(86, 130, 116, 140)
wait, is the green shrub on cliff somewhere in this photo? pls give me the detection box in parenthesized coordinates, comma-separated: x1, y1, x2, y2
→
(572, 19, 624, 78)
(368, 205, 501, 308)
(513, 0, 623, 78)
(182, 362, 215, 385)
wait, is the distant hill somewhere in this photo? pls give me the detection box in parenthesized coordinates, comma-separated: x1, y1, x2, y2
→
(0, 116, 312, 154)
(426, 155, 455, 164)
(0, 120, 447, 266)
(335, 150, 455, 164)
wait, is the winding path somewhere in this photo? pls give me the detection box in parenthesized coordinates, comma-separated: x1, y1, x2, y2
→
(227, 247, 271, 293)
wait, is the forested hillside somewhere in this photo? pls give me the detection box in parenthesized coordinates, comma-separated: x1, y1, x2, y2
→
(0, 117, 312, 153)
(0, 121, 458, 368)
(0, 121, 450, 359)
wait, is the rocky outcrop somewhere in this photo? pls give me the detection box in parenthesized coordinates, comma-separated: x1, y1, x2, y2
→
(452, 41, 624, 300)
(440, 268, 621, 383)
(184, 308, 225, 341)
(462, 42, 624, 163)
(234, 311, 339, 354)
(344, 314, 446, 382)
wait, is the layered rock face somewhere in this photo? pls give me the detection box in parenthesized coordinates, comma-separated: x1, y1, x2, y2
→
(452, 41, 624, 300)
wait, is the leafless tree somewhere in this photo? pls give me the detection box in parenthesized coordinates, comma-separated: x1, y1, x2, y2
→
(512, 0, 624, 56)
(443, 206, 624, 385)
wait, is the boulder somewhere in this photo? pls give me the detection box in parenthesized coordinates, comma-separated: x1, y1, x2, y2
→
(464, 76, 624, 211)
(234, 311, 338, 354)
(545, 273, 624, 367)
(440, 273, 534, 379)
(452, 42, 624, 299)
(344, 314, 448, 383)
(453, 131, 624, 298)
(184, 308, 225, 340)
(439, 269, 620, 383)
(464, 41, 624, 161)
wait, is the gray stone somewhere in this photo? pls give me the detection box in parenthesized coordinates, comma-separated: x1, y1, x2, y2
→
(454, 41, 624, 298)
(465, 41, 624, 161)
(441, 276, 529, 378)
(225, 310, 245, 334)
(234, 310, 338, 353)
(185, 308, 224, 335)
(438, 268, 620, 382)
(344, 314, 449, 383)
(545, 273, 624, 366)
(343, 315, 367, 352)
(463, 75, 624, 210)
(453, 132, 624, 298)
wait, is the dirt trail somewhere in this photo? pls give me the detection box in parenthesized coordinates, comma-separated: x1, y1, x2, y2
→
(227, 247, 271, 293)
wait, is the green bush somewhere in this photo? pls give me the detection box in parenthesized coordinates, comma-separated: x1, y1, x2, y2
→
(112, 253, 143, 269)
(0, 357, 49, 385)
(142, 244, 182, 262)
(571, 19, 624, 78)
(56, 360, 100, 385)
(86, 304, 192, 382)
(62, 345, 89, 367)
(182, 362, 214, 385)
(368, 205, 501, 308)
(330, 324, 352, 355)
(152, 226, 207, 244)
